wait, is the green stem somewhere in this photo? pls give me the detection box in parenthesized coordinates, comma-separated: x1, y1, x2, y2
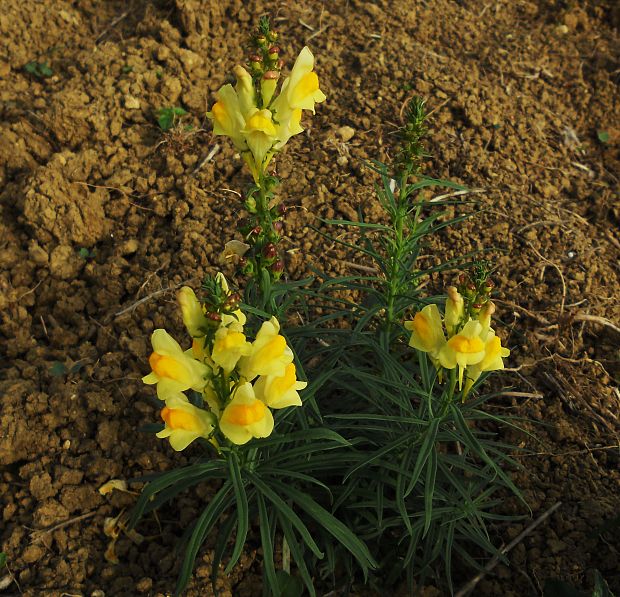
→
(441, 368, 458, 417)
(384, 173, 408, 337)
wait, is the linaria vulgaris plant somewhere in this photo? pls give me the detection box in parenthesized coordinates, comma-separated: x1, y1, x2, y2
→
(127, 17, 525, 597)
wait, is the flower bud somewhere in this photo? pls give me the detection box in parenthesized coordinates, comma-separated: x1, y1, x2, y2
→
(272, 259, 284, 279)
(206, 311, 222, 324)
(268, 46, 280, 60)
(251, 225, 262, 236)
(261, 71, 279, 106)
(245, 197, 257, 213)
(277, 202, 287, 216)
(444, 286, 464, 336)
(263, 243, 277, 260)
(273, 221, 283, 233)
(225, 292, 241, 311)
(478, 301, 496, 334)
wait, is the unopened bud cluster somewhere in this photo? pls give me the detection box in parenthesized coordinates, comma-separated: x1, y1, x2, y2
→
(238, 196, 287, 280)
(396, 97, 428, 176)
(248, 17, 282, 108)
(456, 270, 494, 321)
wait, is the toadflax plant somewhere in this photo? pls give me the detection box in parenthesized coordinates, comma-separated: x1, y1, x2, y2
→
(127, 17, 526, 597)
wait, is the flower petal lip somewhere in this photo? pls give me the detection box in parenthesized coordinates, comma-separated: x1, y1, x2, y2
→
(254, 363, 306, 409)
(156, 392, 215, 451)
(219, 382, 275, 445)
(143, 329, 209, 399)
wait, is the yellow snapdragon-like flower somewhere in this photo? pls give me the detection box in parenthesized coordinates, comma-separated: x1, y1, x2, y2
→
(405, 304, 446, 359)
(211, 323, 252, 373)
(278, 46, 326, 113)
(208, 84, 246, 151)
(439, 320, 486, 389)
(219, 382, 274, 445)
(143, 329, 209, 400)
(238, 316, 294, 380)
(177, 286, 209, 338)
(208, 46, 324, 181)
(254, 363, 307, 409)
(156, 392, 215, 451)
(462, 330, 510, 397)
(241, 108, 279, 178)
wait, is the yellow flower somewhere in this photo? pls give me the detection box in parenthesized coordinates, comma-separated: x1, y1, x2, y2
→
(254, 363, 307, 409)
(444, 287, 464, 336)
(211, 323, 252, 373)
(241, 108, 278, 179)
(142, 329, 209, 400)
(219, 240, 250, 265)
(207, 84, 246, 151)
(216, 272, 246, 327)
(462, 330, 510, 397)
(274, 107, 304, 150)
(404, 304, 446, 358)
(177, 286, 208, 338)
(219, 382, 274, 445)
(439, 320, 486, 388)
(156, 392, 215, 451)
(278, 46, 326, 113)
(238, 316, 294, 381)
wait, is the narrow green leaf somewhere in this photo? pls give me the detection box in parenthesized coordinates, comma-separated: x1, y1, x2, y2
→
(405, 417, 440, 497)
(257, 493, 279, 596)
(277, 514, 316, 597)
(451, 405, 525, 504)
(225, 454, 249, 573)
(211, 512, 236, 594)
(271, 480, 376, 576)
(423, 447, 438, 537)
(175, 481, 232, 596)
(246, 472, 323, 559)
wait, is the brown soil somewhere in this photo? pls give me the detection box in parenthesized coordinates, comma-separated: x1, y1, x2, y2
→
(1, 1, 619, 596)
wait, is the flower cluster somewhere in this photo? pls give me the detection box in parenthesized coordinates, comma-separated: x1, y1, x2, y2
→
(142, 274, 306, 449)
(207, 32, 325, 181)
(405, 277, 510, 398)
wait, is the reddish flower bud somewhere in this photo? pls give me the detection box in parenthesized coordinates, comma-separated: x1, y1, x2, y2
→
(458, 274, 467, 284)
(467, 283, 477, 292)
(251, 225, 262, 236)
(273, 221, 283, 233)
(272, 259, 284, 273)
(263, 70, 279, 80)
(263, 243, 277, 260)
(277, 203, 287, 216)
(206, 311, 222, 322)
(268, 46, 280, 55)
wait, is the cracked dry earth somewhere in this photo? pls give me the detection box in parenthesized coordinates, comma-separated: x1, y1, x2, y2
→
(1, 1, 619, 596)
